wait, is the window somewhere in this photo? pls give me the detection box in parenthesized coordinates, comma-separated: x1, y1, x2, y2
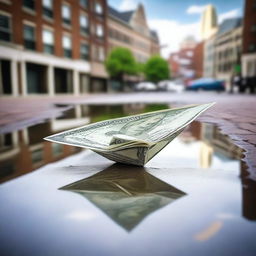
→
(80, 43, 89, 60)
(0, 133, 13, 148)
(94, 46, 104, 62)
(31, 148, 43, 164)
(23, 0, 35, 10)
(23, 24, 35, 50)
(43, 0, 53, 19)
(248, 43, 256, 53)
(62, 4, 71, 26)
(251, 24, 256, 32)
(42, 29, 54, 54)
(62, 35, 72, 58)
(80, 14, 89, 34)
(80, 0, 88, 8)
(52, 143, 63, 157)
(0, 14, 11, 41)
(95, 2, 103, 14)
(96, 24, 103, 38)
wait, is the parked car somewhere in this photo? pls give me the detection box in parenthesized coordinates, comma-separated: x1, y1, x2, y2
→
(135, 82, 157, 91)
(158, 80, 184, 93)
(187, 78, 225, 91)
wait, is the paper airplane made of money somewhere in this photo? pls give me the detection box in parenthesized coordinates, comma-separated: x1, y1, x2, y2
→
(45, 103, 215, 166)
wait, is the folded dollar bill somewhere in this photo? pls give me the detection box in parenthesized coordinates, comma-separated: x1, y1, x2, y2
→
(45, 103, 215, 166)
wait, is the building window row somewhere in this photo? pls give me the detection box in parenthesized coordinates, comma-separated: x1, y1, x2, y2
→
(109, 28, 131, 44)
(218, 62, 236, 73)
(216, 34, 241, 47)
(134, 40, 150, 51)
(21, 0, 103, 19)
(42, 29, 90, 60)
(0, 11, 103, 48)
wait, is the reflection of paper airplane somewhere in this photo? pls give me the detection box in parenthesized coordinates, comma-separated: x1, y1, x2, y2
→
(60, 164, 186, 231)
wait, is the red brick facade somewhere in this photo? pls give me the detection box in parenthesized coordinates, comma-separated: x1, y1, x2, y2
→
(242, 0, 256, 54)
(0, 0, 107, 61)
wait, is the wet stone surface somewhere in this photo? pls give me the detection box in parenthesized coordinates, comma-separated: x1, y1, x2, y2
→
(1, 92, 255, 178)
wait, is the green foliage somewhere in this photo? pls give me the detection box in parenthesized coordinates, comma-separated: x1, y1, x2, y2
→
(144, 55, 170, 83)
(105, 47, 138, 79)
(90, 104, 170, 122)
(144, 104, 169, 112)
(136, 62, 145, 74)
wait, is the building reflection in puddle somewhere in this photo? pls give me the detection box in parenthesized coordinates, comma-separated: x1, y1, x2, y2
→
(1, 103, 256, 222)
(241, 162, 256, 221)
(0, 104, 162, 183)
(60, 164, 186, 231)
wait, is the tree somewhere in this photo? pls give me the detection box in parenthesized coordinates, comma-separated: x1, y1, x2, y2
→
(105, 47, 138, 87)
(144, 55, 170, 83)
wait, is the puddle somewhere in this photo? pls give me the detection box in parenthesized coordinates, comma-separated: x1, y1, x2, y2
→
(0, 103, 244, 183)
(0, 103, 256, 255)
(60, 164, 186, 231)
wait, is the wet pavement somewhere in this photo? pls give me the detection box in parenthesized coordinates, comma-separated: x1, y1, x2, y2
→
(1, 92, 256, 178)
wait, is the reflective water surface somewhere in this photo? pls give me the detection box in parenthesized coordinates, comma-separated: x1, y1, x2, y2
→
(61, 164, 186, 231)
(0, 104, 256, 255)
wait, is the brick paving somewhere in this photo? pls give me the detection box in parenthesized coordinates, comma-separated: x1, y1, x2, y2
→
(0, 91, 255, 179)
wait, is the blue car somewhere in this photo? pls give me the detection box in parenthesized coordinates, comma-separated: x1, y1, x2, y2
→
(187, 78, 225, 91)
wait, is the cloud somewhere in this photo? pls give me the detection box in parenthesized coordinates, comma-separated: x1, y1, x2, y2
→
(218, 9, 240, 23)
(119, 0, 138, 11)
(186, 5, 207, 14)
(148, 19, 200, 58)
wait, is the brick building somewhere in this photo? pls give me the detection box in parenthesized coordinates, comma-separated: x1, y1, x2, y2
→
(168, 37, 204, 83)
(0, 0, 108, 96)
(214, 17, 242, 90)
(241, 0, 256, 91)
(108, 4, 160, 62)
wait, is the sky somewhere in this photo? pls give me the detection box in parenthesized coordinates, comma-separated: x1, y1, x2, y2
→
(108, 0, 244, 58)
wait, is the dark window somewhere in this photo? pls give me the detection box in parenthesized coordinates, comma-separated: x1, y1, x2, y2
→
(23, 25, 35, 50)
(52, 143, 63, 157)
(248, 43, 256, 52)
(64, 49, 72, 58)
(251, 24, 256, 32)
(43, 0, 53, 19)
(44, 44, 54, 54)
(0, 162, 15, 178)
(2, 133, 12, 147)
(31, 148, 43, 164)
(0, 14, 11, 42)
(80, 43, 89, 60)
(80, 0, 88, 8)
(23, 0, 35, 10)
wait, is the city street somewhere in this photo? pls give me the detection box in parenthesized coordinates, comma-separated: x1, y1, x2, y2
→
(1, 0, 256, 255)
(0, 91, 256, 178)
